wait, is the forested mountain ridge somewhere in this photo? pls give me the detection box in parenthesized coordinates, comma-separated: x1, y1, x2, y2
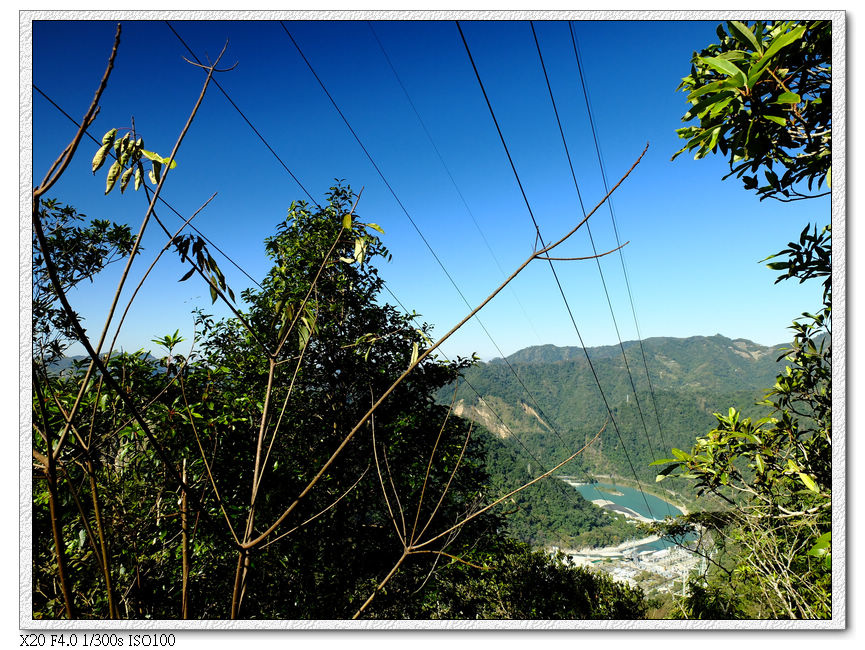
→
(440, 334, 789, 490)
(489, 334, 788, 393)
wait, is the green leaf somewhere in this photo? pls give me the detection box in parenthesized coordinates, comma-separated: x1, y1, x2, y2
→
(808, 531, 831, 556)
(686, 77, 743, 102)
(755, 454, 765, 474)
(708, 94, 736, 117)
(342, 212, 352, 229)
(698, 55, 747, 86)
(299, 317, 312, 348)
(774, 91, 801, 104)
(105, 160, 122, 194)
(683, 94, 724, 121)
(727, 21, 762, 52)
(120, 167, 134, 193)
(707, 125, 722, 151)
(91, 143, 111, 173)
(354, 238, 366, 265)
(209, 283, 218, 304)
(366, 222, 385, 234)
(134, 166, 143, 191)
(178, 268, 195, 282)
(141, 150, 178, 169)
(761, 24, 806, 62)
(101, 128, 118, 146)
(763, 114, 787, 126)
(746, 57, 774, 87)
(149, 160, 162, 185)
(410, 341, 419, 368)
(798, 472, 819, 493)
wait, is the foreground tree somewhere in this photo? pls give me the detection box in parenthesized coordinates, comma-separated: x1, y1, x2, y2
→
(672, 20, 830, 202)
(655, 19, 832, 619)
(34, 185, 650, 619)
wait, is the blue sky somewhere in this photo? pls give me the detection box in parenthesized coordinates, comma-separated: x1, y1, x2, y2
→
(31, 17, 829, 362)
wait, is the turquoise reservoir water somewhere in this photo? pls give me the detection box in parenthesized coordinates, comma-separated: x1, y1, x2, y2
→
(573, 482, 681, 520)
(572, 482, 689, 552)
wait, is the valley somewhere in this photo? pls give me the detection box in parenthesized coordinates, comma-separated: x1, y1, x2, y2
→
(444, 334, 787, 593)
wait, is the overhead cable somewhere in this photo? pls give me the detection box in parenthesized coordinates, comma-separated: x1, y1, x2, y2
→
(456, 20, 655, 518)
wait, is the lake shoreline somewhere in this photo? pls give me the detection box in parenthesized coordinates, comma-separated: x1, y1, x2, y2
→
(567, 474, 690, 516)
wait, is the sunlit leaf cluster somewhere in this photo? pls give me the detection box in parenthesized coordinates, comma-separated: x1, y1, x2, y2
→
(93, 128, 178, 195)
(673, 20, 831, 202)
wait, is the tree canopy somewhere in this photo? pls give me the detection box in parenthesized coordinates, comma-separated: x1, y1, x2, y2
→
(655, 18, 833, 619)
(33, 184, 650, 619)
(673, 20, 831, 202)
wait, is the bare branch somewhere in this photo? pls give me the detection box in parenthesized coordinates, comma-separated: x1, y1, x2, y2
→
(246, 147, 645, 549)
(534, 240, 629, 262)
(34, 24, 121, 199)
(258, 467, 370, 551)
(409, 380, 460, 545)
(412, 422, 604, 551)
(371, 404, 405, 547)
(179, 373, 241, 547)
(414, 421, 474, 545)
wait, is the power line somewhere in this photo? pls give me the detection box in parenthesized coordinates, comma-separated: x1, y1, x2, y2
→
(381, 282, 603, 507)
(32, 82, 265, 293)
(568, 22, 671, 462)
(367, 21, 545, 348)
(456, 20, 655, 519)
(366, 21, 598, 489)
(278, 21, 603, 507)
(529, 21, 668, 519)
(281, 21, 599, 501)
(165, 21, 321, 210)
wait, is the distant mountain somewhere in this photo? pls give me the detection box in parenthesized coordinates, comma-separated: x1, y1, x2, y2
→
(442, 334, 793, 492)
(490, 334, 789, 393)
(45, 352, 160, 375)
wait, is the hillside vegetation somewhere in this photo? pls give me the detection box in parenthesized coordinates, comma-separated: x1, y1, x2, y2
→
(441, 334, 784, 489)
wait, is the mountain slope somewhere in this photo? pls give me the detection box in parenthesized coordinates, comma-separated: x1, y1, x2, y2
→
(444, 334, 788, 488)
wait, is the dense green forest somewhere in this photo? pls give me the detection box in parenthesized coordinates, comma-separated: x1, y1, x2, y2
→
(439, 335, 783, 489)
(30, 18, 833, 622)
(481, 428, 640, 548)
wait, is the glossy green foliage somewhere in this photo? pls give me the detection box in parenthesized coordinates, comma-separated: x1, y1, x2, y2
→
(673, 20, 831, 202)
(653, 234, 831, 618)
(658, 23, 833, 613)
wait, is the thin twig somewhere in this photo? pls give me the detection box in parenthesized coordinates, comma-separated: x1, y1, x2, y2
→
(246, 147, 646, 550)
(412, 423, 604, 551)
(371, 404, 404, 546)
(409, 379, 460, 545)
(33, 24, 121, 199)
(258, 467, 370, 550)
